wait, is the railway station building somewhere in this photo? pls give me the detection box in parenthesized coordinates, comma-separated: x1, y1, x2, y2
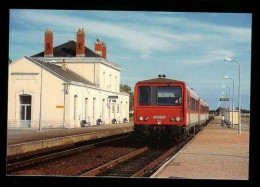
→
(8, 28, 129, 128)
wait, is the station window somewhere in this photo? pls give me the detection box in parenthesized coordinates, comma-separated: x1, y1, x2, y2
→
(74, 95, 78, 120)
(112, 103, 115, 113)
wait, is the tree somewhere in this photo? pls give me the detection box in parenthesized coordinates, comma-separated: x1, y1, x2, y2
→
(120, 84, 131, 93)
(120, 84, 134, 113)
(8, 57, 12, 64)
(216, 107, 228, 115)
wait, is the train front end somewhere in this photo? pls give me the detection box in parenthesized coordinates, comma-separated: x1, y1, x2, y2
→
(134, 78, 187, 142)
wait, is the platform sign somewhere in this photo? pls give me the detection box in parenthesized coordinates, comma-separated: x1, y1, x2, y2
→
(220, 98, 229, 101)
(56, 105, 64, 108)
(108, 96, 118, 99)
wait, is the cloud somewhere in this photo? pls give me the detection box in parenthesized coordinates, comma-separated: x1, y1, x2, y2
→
(148, 14, 251, 42)
(14, 10, 174, 56)
(10, 10, 251, 63)
(177, 50, 235, 65)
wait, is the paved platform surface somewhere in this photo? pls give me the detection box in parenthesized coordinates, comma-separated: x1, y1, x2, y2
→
(7, 122, 134, 145)
(6, 122, 134, 156)
(151, 116, 249, 180)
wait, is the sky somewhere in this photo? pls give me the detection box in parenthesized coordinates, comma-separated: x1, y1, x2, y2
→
(9, 10, 252, 110)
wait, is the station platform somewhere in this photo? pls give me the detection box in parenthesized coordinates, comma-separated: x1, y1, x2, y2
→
(7, 122, 133, 156)
(151, 116, 249, 180)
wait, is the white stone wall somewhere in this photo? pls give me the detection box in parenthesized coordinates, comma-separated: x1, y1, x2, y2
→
(37, 58, 122, 94)
(66, 84, 129, 128)
(8, 57, 65, 128)
(8, 57, 129, 129)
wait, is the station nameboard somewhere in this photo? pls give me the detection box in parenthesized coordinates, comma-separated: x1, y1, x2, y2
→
(56, 105, 64, 108)
(220, 98, 229, 101)
(108, 96, 118, 99)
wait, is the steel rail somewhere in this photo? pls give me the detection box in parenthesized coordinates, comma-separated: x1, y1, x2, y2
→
(131, 146, 177, 177)
(7, 134, 130, 172)
(81, 146, 148, 176)
(131, 136, 192, 177)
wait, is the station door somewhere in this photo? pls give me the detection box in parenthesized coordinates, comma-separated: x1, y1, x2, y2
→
(19, 95, 31, 128)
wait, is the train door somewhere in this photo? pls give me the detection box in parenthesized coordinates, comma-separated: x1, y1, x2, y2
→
(19, 95, 31, 128)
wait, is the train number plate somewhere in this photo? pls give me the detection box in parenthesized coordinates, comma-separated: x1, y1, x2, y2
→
(153, 116, 166, 120)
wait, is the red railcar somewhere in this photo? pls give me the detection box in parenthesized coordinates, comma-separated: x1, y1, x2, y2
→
(134, 77, 209, 141)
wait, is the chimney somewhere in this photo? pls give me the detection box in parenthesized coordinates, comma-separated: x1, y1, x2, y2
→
(44, 28, 53, 57)
(61, 59, 67, 71)
(101, 42, 107, 59)
(95, 38, 107, 59)
(76, 28, 85, 57)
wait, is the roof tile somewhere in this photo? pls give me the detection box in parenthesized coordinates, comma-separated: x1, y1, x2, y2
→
(32, 40, 101, 58)
(31, 57, 96, 86)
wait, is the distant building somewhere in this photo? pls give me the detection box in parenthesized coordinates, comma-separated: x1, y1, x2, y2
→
(8, 28, 129, 128)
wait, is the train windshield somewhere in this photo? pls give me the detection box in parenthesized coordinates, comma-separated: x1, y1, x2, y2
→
(138, 86, 182, 106)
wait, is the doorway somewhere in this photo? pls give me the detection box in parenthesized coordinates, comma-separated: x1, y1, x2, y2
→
(19, 95, 31, 127)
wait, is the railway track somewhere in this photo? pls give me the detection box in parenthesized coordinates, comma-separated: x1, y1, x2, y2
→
(8, 118, 214, 176)
(81, 135, 193, 178)
(7, 133, 133, 173)
(81, 118, 214, 178)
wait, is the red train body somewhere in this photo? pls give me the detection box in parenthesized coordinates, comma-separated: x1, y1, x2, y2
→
(134, 77, 209, 141)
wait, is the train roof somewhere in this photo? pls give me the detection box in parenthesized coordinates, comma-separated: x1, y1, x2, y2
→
(187, 86, 200, 99)
(187, 87, 208, 106)
(136, 78, 185, 84)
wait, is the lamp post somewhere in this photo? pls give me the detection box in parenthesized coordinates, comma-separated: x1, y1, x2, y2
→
(224, 58, 241, 134)
(222, 85, 230, 124)
(224, 76, 235, 127)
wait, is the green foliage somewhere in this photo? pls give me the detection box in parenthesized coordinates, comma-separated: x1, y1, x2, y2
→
(120, 84, 134, 112)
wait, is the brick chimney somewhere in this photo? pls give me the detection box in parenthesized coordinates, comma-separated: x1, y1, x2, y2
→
(76, 28, 85, 57)
(44, 28, 53, 57)
(95, 38, 107, 59)
(101, 42, 107, 59)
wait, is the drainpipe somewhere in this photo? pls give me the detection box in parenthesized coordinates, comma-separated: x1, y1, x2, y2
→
(63, 84, 68, 128)
(39, 62, 43, 132)
(94, 62, 96, 84)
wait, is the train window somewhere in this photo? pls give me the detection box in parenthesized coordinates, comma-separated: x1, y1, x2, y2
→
(187, 92, 190, 107)
(190, 97, 196, 110)
(138, 86, 151, 105)
(138, 86, 182, 106)
(157, 86, 181, 105)
(195, 100, 199, 111)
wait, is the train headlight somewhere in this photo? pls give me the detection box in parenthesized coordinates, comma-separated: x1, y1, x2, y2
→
(170, 117, 175, 122)
(144, 117, 149, 121)
(139, 116, 144, 121)
(175, 117, 181, 122)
